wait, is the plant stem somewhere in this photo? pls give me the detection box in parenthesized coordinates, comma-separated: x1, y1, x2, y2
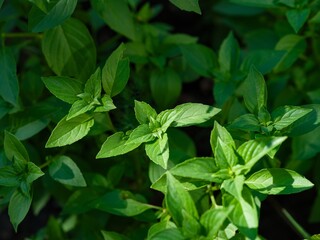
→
(268, 197, 311, 239)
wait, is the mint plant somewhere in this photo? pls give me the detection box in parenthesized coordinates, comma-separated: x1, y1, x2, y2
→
(0, 0, 320, 239)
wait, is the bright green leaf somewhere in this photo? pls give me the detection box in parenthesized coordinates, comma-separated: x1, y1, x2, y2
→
(49, 155, 86, 187)
(169, 0, 201, 14)
(210, 121, 235, 154)
(94, 95, 116, 113)
(149, 228, 185, 240)
(171, 103, 220, 127)
(286, 8, 310, 33)
(84, 67, 102, 99)
(67, 99, 95, 121)
(166, 172, 199, 228)
(42, 18, 96, 81)
(26, 162, 44, 184)
(237, 136, 287, 173)
(46, 114, 94, 148)
(101, 231, 130, 240)
(228, 114, 260, 132)
(134, 100, 157, 125)
(245, 168, 314, 194)
(148, 221, 178, 240)
(42, 76, 84, 104)
(145, 133, 169, 169)
(29, 0, 77, 32)
(8, 189, 32, 232)
(271, 105, 312, 131)
(243, 65, 267, 114)
(221, 175, 245, 201)
(0, 47, 19, 106)
(215, 138, 238, 169)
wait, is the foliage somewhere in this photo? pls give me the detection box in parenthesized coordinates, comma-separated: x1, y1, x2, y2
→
(0, 0, 320, 239)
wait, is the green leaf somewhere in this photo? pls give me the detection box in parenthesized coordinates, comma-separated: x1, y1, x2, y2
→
(215, 138, 238, 169)
(237, 137, 287, 173)
(150, 68, 181, 110)
(180, 209, 202, 238)
(101, 231, 130, 240)
(286, 8, 310, 33)
(94, 190, 154, 216)
(245, 168, 314, 194)
(94, 95, 116, 113)
(4, 131, 30, 163)
(243, 65, 267, 114)
(134, 100, 157, 125)
(170, 157, 219, 182)
(271, 105, 312, 131)
(221, 175, 245, 201)
(171, 103, 220, 127)
(148, 228, 185, 240)
(166, 172, 199, 227)
(223, 187, 259, 239)
(26, 162, 44, 184)
(28, 0, 77, 32)
(8, 189, 32, 231)
(157, 109, 178, 132)
(0, 166, 20, 187)
(42, 76, 84, 104)
(46, 114, 94, 148)
(218, 32, 240, 74)
(0, 47, 19, 106)
(274, 34, 306, 73)
(145, 133, 169, 169)
(102, 43, 130, 97)
(92, 0, 137, 40)
(169, 0, 201, 14)
(42, 18, 96, 81)
(148, 221, 178, 239)
(228, 114, 260, 132)
(228, 0, 275, 7)
(200, 207, 233, 238)
(179, 44, 217, 77)
(67, 99, 95, 121)
(97, 125, 155, 158)
(84, 67, 102, 99)
(49, 155, 86, 187)
(0, 0, 3, 10)
(210, 121, 235, 154)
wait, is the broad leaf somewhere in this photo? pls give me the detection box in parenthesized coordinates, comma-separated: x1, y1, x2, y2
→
(237, 136, 287, 173)
(94, 190, 155, 216)
(49, 155, 86, 187)
(200, 207, 233, 238)
(94, 95, 116, 112)
(274, 34, 306, 72)
(42, 76, 84, 104)
(169, 0, 201, 14)
(223, 187, 259, 239)
(171, 103, 220, 127)
(0, 47, 19, 106)
(4, 131, 30, 163)
(179, 44, 217, 77)
(271, 105, 312, 131)
(25, 162, 44, 184)
(148, 221, 178, 239)
(101, 231, 129, 240)
(215, 138, 238, 169)
(46, 114, 94, 148)
(170, 157, 218, 182)
(210, 121, 235, 154)
(67, 99, 95, 120)
(29, 0, 77, 32)
(102, 43, 130, 97)
(91, 0, 137, 40)
(218, 32, 240, 74)
(221, 175, 245, 201)
(8, 189, 32, 231)
(84, 67, 102, 99)
(0, 166, 20, 187)
(286, 8, 310, 33)
(145, 133, 169, 169)
(243, 66, 267, 114)
(150, 68, 181, 110)
(166, 172, 199, 227)
(148, 228, 185, 240)
(228, 114, 260, 132)
(134, 100, 157, 125)
(245, 168, 314, 194)
(42, 18, 96, 81)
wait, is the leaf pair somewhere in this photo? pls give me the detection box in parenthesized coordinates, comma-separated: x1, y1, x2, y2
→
(43, 43, 130, 148)
(97, 101, 220, 169)
(1, 132, 44, 231)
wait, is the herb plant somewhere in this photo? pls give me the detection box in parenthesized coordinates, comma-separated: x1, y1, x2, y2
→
(0, 0, 320, 239)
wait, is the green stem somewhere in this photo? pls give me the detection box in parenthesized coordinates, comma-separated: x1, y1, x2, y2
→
(268, 197, 311, 239)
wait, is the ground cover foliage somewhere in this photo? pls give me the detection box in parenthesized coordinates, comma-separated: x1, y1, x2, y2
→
(0, 0, 320, 239)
